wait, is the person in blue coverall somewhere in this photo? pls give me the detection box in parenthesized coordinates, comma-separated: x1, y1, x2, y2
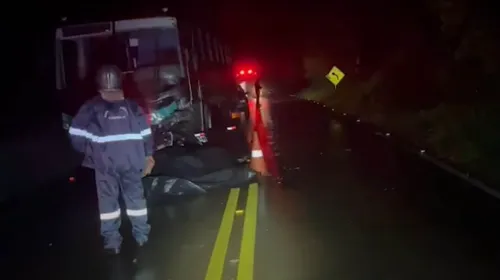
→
(68, 65, 155, 256)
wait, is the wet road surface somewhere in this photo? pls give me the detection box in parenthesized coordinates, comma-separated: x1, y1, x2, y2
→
(3, 102, 500, 279)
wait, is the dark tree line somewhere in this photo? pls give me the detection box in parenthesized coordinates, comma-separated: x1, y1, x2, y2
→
(300, 0, 500, 187)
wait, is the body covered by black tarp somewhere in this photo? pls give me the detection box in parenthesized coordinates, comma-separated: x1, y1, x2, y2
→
(142, 146, 256, 199)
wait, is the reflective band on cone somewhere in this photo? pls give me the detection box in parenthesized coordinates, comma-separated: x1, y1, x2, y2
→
(249, 131, 268, 175)
(252, 150, 263, 158)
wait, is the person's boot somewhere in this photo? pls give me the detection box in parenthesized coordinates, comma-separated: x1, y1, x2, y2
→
(104, 247, 120, 256)
(106, 255, 128, 280)
(133, 242, 156, 279)
(132, 242, 147, 266)
(102, 247, 121, 271)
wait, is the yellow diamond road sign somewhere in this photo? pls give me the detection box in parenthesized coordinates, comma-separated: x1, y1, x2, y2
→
(326, 66, 345, 86)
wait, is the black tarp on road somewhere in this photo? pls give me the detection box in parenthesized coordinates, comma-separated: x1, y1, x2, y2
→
(142, 146, 256, 199)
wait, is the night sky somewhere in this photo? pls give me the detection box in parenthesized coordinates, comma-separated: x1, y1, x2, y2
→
(41, 0, 411, 68)
(1, 0, 442, 131)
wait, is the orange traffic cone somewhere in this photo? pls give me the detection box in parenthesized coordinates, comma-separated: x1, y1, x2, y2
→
(246, 121, 255, 146)
(246, 98, 257, 145)
(249, 131, 268, 175)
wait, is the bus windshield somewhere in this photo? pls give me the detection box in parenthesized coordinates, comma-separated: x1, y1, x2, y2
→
(59, 27, 181, 90)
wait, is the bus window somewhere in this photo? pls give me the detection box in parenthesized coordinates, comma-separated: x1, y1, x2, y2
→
(126, 28, 181, 68)
(60, 36, 129, 91)
(86, 36, 129, 77)
(61, 40, 80, 89)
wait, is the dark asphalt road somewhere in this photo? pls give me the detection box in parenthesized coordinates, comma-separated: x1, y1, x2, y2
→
(3, 101, 500, 279)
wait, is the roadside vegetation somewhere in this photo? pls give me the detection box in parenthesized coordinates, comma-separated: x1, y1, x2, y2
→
(299, 0, 500, 187)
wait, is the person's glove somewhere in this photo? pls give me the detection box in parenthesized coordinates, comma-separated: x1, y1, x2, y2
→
(143, 156, 155, 177)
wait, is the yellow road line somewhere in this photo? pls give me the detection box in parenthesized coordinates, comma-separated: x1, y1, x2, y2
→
(205, 188, 240, 280)
(237, 183, 259, 280)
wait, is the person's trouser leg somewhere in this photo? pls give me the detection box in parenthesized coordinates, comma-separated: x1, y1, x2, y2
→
(95, 168, 122, 251)
(119, 168, 150, 245)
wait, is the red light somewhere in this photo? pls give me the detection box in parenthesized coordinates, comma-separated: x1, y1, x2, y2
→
(235, 66, 259, 80)
(227, 126, 237, 131)
(69, 176, 75, 183)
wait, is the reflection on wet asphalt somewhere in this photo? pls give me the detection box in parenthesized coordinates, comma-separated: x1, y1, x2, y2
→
(4, 101, 500, 279)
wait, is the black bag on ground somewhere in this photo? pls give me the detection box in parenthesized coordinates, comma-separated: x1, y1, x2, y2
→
(143, 146, 256, 199)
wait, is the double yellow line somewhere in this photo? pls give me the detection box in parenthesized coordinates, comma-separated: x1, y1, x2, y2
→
(204, 183, 259, 280)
